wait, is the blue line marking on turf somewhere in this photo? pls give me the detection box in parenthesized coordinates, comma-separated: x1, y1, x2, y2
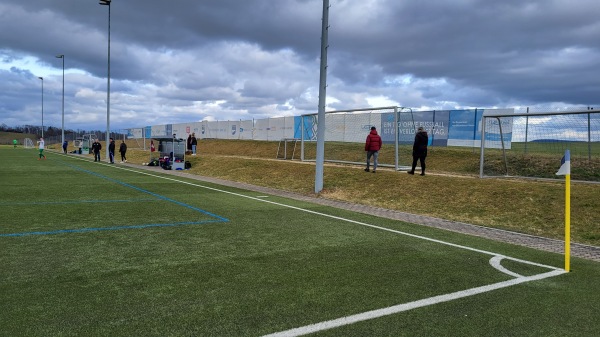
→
(0, 220, 225, 237)
(1, 160, 229, 236)
(0, 198, 159, 206)
(60, 162, 229, 222)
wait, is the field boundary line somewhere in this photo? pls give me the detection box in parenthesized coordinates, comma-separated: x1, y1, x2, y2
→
(0, 157, 229, 236)
(0, 198, 158, 206)
(60, 155, 561, 270)
(262, 269, 566, 337)
(60, 160, 228, 221)
(54, 154, 569, 334)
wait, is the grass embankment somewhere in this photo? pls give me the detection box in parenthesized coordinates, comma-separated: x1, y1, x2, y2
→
(112, 139, 598, 246)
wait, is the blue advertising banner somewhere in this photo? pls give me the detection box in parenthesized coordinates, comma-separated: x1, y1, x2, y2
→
(380, 113, 397, 143)
(447, 109, 481, 146)
(295, 115, 317, 140)
(415, 110, 449, 146)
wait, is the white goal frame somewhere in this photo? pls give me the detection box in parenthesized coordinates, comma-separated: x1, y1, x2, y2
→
(24, 138, 34, 149)
(300, 106, 416, 171)
(479, 109, 600, 179)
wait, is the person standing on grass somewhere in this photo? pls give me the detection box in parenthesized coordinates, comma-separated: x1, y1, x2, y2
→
(191, 132, 197, 155)
(62, 140, 68, 154)
(92, 139, 102, 162)
(119, 140, 128, 163)
(13, 139, 17, 149)
(364, 126, 382, 173)
(37, 137, 46, 160)
(408, 126, 429, 176)
(187, 134, 192, 153)
(108, 138, 116, 164)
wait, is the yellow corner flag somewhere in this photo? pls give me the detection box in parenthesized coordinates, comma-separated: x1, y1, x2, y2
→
(556, 150, 571, 272)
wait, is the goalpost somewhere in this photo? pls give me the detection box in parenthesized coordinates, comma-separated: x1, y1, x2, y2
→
(479, 109, 600, 180)
(23, 138, 34, 149)
(300, 106, 416, 171)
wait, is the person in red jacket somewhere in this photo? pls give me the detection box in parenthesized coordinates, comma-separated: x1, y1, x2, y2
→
(364, 126, 382, 173)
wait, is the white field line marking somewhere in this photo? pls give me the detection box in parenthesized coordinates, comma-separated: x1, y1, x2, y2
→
(60, 154, 562, 272)
(262, 269, 566, 337)
(490, 255, 524, 278)
(58, 154, 567, 334)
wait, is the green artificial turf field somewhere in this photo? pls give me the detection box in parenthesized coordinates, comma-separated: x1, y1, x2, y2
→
(1, 147, 599, 336)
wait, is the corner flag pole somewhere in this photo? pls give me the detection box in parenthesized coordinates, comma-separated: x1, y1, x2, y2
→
(565, 171, 571, 272)
(556, 149, 571, 272)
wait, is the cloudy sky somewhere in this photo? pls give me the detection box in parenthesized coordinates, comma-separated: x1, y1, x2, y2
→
(1, 0, 599, 131)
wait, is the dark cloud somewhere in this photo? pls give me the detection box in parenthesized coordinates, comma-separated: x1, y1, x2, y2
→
(0, 0, 598, 131)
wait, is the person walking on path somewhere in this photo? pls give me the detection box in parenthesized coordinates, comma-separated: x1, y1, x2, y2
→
(119, 140, 128, 163)
(191, 133, 198, 155)
(92, 139, 102, 162)
(108, 138, 116, 164)
(37, 137, 46, 160)
(408, 126, 429, 176)
(364, 126, 382, 173)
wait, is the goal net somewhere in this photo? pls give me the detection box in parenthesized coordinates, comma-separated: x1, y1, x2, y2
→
(24, 138, 34, 149)
(480, 110, 600, 181)
(300, 106, 416, 170)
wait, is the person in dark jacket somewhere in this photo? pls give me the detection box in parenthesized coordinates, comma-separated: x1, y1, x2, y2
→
(408, 126, 429, 176)
(62, 140, 68, 153)
(92, 139, 102, 162)
(364, 126, 382, 173)
(191, 133, 198, 155)
(119, 140, 128, 163)
(187, 134, 192, 153)
(108, 138, 116, 164)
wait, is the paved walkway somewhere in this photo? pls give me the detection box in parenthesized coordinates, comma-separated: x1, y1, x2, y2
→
(137, 165, 600, 263)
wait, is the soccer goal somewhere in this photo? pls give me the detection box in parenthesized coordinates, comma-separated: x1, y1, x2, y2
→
(24, 138, 34, 149)
(479, 109, 600, 181)
(299, 106, 416, 170)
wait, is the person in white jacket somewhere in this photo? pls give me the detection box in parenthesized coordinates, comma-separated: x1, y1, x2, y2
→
(37, 137, 46, 160)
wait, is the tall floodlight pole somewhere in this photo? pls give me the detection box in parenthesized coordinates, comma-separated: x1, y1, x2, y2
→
(315, 0, 330, 193)
(38, 77, 44, 137)
(100, 0, 111, 161)
(55, 55, 65, 145)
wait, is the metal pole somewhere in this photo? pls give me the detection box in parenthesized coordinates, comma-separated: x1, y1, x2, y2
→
(100, 0, 111, 161)
(61, 57, 64, 145)
(479, 115, 486, 178)
(55, 55, 65, 145)
(496, 117, 508, 176)
(394, 106, 398, 170)
(315, 0, 329, 194)
(38, 77, 44, 137)
(588, 111, 592, 161)
(525, 107, 529, 154)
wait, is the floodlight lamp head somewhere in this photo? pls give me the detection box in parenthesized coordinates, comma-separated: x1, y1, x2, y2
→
(99, 0, 111, 5)
(38, 76, 43, 80)
(56, 54, 64, 58)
